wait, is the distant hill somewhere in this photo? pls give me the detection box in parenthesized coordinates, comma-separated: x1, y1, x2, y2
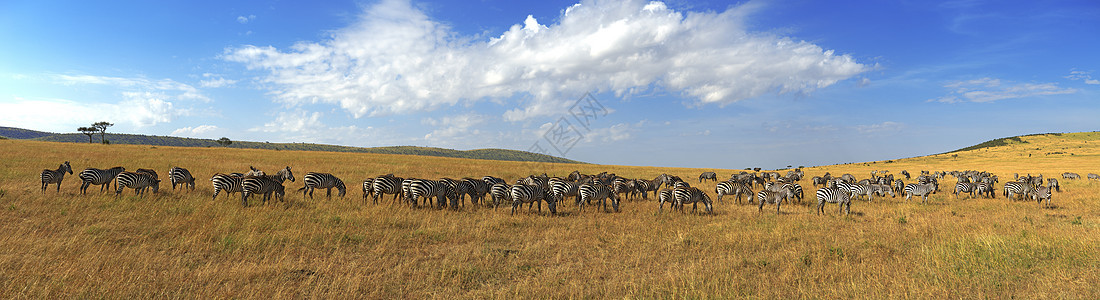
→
(0, 127, 56, 139)
(944, 132, 1075, 154)
(25, 131, 582, 164)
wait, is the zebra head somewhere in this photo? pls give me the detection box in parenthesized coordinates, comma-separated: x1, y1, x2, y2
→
(151, 179, 161, 193)
(62, 161, 73, 174)
(278, 166, 294, 182)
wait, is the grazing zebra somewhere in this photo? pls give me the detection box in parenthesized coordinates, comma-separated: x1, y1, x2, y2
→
(901, 170, 911, 180)
(579, 183, 617, 213)
(361, 178, 374, 200)
(715, 181, 753, 204)
(408, 179, 457, 209)
(511, 184, 553, 215)
(490, 183, 512, 208)
(78, 166, 125, 194)
(298, 172, 346, 199)
(632, 179, 655, 200)
(611, 178, 636, 201)
(787, 183, 804, 202)
(657, 189, 675, 213)
(811, 176, 827, 188)
(953, 182, 977, 199)
(246, 166, 264, 176)
(1003, 181, 1034, 200)
(211, 173, 244, 200)
(115, 171, 161, 197)
(136, 168, 158, 179)
(549, 179, 581, 207)
(462, 178, 491, 206)
(40, 161, 73, 192)
(168, 167, 196, 191)
(870, 184, 895, 198)
(674, 187, 712, 214)
(482, 176, 505, 185)
(975, 182, 996, 199)
(672, 181, 691, 189)
(893, 179, 905, 196)
(904, 183, 936, 203)
(440, 178, 473, 208)
(1089, 173, 1100, 180)
(699, 172, 717, 183)
(840, 174, 856, 183)
(242, 176, 284, 207)
(757, 189, 792, 214)
(1061, 172, 1080, 179)
(1047, 178, 1060, 192)
(1030, 186, 1053, 208)
(371, 174, 404, 204)
(815, 187, 851, 215)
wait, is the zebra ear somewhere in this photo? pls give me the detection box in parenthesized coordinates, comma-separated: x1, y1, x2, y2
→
(286, 166, 291, 170)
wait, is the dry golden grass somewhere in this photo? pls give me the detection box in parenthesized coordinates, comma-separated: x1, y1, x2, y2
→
(0, 133, 1097, 298)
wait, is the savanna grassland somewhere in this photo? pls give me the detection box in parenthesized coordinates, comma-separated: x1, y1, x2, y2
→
(0, 133, 1097, 298)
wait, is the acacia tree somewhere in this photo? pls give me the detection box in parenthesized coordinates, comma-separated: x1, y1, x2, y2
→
(77, 126, 97, 143)
(217, 137, 232, 147)
(92, 121, 113, 144)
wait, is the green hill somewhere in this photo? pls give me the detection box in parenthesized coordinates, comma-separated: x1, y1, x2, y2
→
(30, 132, 582, 164)
(0, 127, 56, 139)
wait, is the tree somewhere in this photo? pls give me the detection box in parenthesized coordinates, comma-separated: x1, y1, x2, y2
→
(77, 127, 97, 143)
(217, 137, 232, 147)
(92, 121, 113, 144)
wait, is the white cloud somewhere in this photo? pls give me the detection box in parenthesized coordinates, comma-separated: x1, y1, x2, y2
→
(929, 77, 1076, 103)
(199, 73, 237, 88)
(0, 94, 186, 132)
(1066, 70, 1100, 85)
(252, 110, 325, 133)
(171, 125, 219, 137)
(224, 0, 866, 120)
(422, 113, 487, 140)
(55, 74, 211, 103)
(855, 121, 903, 134)
(237, 15, 255, 24)
(584, 122, 640, 143)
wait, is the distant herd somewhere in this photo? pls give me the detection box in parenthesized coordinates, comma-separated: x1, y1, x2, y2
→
(39, 161, 1097, 215)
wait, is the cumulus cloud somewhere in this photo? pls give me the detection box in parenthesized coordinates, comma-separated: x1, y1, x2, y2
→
(171, 125, 219, 137)
(0, 95, 185, 132)
(199, 73, 237, 88)
(237, 15, 256, 24)
(56, 74, 211, 103)
(423, 113, 487, 140)
(583, 122, 641, 143)
(1066, 70, 1100, 85)
(929, 77, 1076, 103)
(224, 0, 867, 120)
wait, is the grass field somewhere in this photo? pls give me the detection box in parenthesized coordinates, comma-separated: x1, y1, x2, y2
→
(1, 133, 1098, 298)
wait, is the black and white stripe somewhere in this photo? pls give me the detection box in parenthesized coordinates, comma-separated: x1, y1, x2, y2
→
(904, 183, 936, 203)
(40, 161, 73, 192)
(490, 183, 512, 208)
(79, 166, 124, 194)
(463, 177, 491, 206)
(408, 179, 456, 209)
(815, 187, 851, 215)
(715, 181, 753, 204)
(578, 183, 616, 213)
(361, 178, 374, 200)
(1061, 172, 1080, 179)
(115, 171, 160, 197)
(211, 173, 244, 200)
(511, 184, 553, 215)
(757, 189, 790, 214)
(298, 172, 346, 199)
(673, 187, 712, 214)
(1003, 181, 1033, 200)
(169, 167, 196, 191)
(242, 176, 284, 206)
(1030, 186, 1053, 208)
(975, 182, 996, 199)
(549, 178, 581, 207)
(657, 189, 675, 213)
(371, 174, 405, 204)
(953, 182, 977, 199)
(1046, 178, 1060, 192)
(698, 172, 717, 183)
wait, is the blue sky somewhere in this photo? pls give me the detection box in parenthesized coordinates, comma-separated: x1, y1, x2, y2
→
(1, 0, 1098, 169)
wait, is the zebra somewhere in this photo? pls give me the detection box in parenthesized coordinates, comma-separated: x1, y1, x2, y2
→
(168, 167, 196, 191)
(657, 189, 675, 213)
(245, 165, 264, 176)
(78, 166, 124, 194)
(1030, 186, 1053, 208)
(815, 187, 851, 215)
(674, 187, 712, 214)
(115, 171, 160, 197)
(490, 183, 512, 208)
(482, 176, 506, 185)
(579, 183, 617, 213)
(511, 184, 554, 215)
(757, 188, 792, 214)
(698, 172, 717, 183)
(461, 178, 491, 206)
(787, 183, 804, 202)
(1089, 173, 1100, 180)
(870, 183, 895, 198)
(1003, 181, 1034, 200)
(439, 178, 473, 208)
(408, 179, 457, 209)
(136, 168, 159, 180)
(371, 174, 404, 204)
(953, 182, 978, 199)
(811, 176, 828, 188)
(893, 179, 905, 196)
(715, 181, 753, 204)
(611, 178, 636, 201)
(901, 170, 911, 180)
(549, 178, 581, 207)
(1047, 178, 1061, 192)
(211, 173, 244, 200)
(40, 161, 73, 192)
(298, 172, 346, 199)
(975, 182, 996, 199)
(1062, 172, 1080, 179)
(361, 178, 374, 200)
(632, 179, 655, 200)
(904, 183, 936, 203)
(242, 176, 284, 207)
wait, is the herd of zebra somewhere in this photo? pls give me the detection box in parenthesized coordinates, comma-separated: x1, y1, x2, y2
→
(39, 161, 1099, 213)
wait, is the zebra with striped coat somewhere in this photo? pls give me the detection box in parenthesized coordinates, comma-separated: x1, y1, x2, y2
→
(115, 171, 161, 197)
(674, 187, 712, 214)
(242, 176, 284, 207)
(1030, 186, 1053, 208)
(871, 183, 895, 198)
(79, 166, 124, 194)
(715, 181, 753, 204)
(657, 189, 675, 213)
(511, 184, 554, 215)
(1089, 173, 1100, 180)
(298, 172, 346, 199)
(1003, 181, 1034, 200)
(816, 187, 851, 215)
(953, 182, 978, 199)
(904, 183, 937, 203)
(211, 173, 244, 200)
(579, 183, 616, 213)
(169, 167, 196, 191)
(371, 174, 404, 204)
(361, 178, 374, 200)
(463, 178, 491, 206)
(40, 161, 73, 192)
(490, 183, 512, 208)
(549, 178, 581, 207)
(758, 188, 793, 214)
(699, 172, 717, 183)
(408, 179, 457, 209)
(1046, 178, 1060, 192)
(1061, 172, 1080, 179)
(975, 182, 996, 199)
